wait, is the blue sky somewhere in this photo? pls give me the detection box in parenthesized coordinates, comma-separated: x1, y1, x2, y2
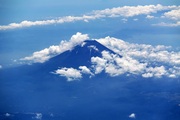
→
(0, 0, 180, 67)
(0, 1, 180, 119)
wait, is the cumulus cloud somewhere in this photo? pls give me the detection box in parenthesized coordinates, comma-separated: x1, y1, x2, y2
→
(54, 67, 82, 81)
(163, 9, 180, 20)
(96, 36, 180, 65)
(54, 66, 94, 81)
(0, 4, 179, 30)
(142, 66, 167, 78)
(22, 33, 180, 80)
(91, 50, 147, 77)
(79, 66, 93, 75)
(95, 36, 180, 78)
(155, 8, 180, 27)
(91, 56, 107, 74)
(21, 32, 89, 63)
(93, 4, 177, 17)
(129, 113, 136, 119)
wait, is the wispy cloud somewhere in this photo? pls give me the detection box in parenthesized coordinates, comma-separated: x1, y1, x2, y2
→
(93, 4, 177, 17)
(0, 4, 179, 30)
(153, 21, 180, 27)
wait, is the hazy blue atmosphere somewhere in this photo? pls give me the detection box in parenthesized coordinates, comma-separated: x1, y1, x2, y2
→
(0, 0, 180, 120)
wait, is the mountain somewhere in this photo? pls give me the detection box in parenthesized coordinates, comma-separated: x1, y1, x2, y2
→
(41, 40, 118, 71)
(0, 40, 180, 120)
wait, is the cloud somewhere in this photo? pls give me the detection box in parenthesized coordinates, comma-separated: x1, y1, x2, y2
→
(91, 56, 107, 74)
(0, 65, 2, 69)
(21, 32, 89, 63)
(95, 36, 180, 78)
(0, 16, 98, 30)
(22, 33, 180, 80)
(96, 36, 180, 65)
(54, 67, 82, 81)
(142, 66, 167, 78)
(35, 113, 42, 120)
(154, 8, 180, 27)
(79, 66, 93, 75)
(93, 4, 176, 17)
(0, 4, 179, 30)
(146, 15, 155, 19)
(163, 9, 180, 20)
(5, 113, 11, 117)
(129, 113, 136, 119)
(153, 21, 180, 27)
(54, 66, 94, 81)
(91, 50, 147, 77)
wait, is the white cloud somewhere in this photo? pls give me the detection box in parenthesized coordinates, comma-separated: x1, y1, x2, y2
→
(163, 9, 180, 20)
(79, 66, 93, 75)
(155, 8, 180, 27)
(129, 113, 136, 119)
(21, 32, 89, 63)
(0, 4, 179, 30)
(96, 36, 180, 65)
(54, 66, 94, 81)
(35, 113, 42, 120)
(146, 15, 155, 19)
(142, 66, 167, 78)
(0, 65, 2, 69)
(91, 50, 147, 77)
(93, 4, 178, 17)
(0, 16, 98, 30)
(54, 67, 82, 81)
(96, 36, 180, 78)
(91, 56, 107, 74)
(22, 33, 180, 80)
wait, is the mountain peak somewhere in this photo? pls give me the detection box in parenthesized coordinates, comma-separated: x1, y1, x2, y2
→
(43, 39, 117, 69)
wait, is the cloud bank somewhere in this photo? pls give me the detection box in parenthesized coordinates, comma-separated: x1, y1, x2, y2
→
(22, 33, 180, 80)
(21, 32, 89, 63)
(0, 4, 179, 30)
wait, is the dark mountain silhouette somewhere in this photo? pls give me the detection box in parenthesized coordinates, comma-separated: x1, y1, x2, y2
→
(0, 40, 179, 120)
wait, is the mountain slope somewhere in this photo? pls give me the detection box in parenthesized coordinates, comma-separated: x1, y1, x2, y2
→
(42, 40, 118, 70)
(0, 39, 180, 120)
